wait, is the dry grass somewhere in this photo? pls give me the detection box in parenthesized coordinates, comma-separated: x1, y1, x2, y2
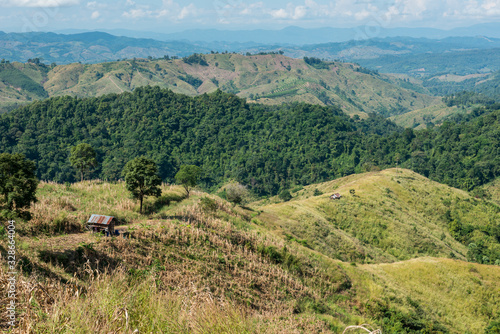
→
(1, 182, 354, 332)
(3, 175, 499, 333)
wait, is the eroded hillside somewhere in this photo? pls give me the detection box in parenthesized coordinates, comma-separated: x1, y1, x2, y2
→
(0, 54, 440, 118)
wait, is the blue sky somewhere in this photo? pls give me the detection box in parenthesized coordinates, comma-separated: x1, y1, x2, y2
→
(1, 0, 499, 33)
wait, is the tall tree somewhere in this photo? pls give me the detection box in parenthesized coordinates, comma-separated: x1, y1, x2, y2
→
(0, 153, 38, 219)
(175, 165, 201, 198)
(122, 157, 162, 214)
(70, 143, 98, 182)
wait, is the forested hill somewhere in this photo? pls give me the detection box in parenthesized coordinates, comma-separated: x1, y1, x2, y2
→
(0, 86, 498, 195)
(0, 53, 438, 116)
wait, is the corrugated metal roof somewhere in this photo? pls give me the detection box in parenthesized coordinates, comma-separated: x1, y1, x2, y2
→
(87, 214, 114, 225)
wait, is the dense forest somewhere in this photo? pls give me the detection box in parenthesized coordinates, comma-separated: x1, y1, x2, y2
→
(0, 86, 498, 196)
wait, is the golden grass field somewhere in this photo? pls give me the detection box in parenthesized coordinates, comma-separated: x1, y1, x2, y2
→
(1, 169, 499, 333)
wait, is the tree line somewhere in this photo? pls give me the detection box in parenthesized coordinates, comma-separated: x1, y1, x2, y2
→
(0, 86, 498, 197)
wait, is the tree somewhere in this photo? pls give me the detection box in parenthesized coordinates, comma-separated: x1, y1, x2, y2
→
(70, 143, 98, 182)
(175, 165, 201, 198)
(0, 153, 38, 219)
(122, 157, 162, 214)
(225, 182, 249, 206)
(279, 189, 292, 202)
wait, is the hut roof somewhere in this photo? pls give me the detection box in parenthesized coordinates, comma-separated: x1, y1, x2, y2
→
(87, 214, 114, 225)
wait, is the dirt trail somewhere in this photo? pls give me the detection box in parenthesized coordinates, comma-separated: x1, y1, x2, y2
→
(108, 76, 124, 93)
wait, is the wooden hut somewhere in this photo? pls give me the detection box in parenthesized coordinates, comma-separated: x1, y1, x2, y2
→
(330, 193, 341, 200)
(87, 214, 115, 234)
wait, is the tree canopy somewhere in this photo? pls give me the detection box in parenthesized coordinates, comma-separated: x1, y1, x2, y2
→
(0, 153, 38, 219)
(69, 143, 98, 182)
(0, 86, 498, 196)
(122, 156, 162, 214)
(175, 165, 201, 198)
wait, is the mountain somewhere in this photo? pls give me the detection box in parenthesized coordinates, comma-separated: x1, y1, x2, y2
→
(357, 48, 500, 76)
(61, 23, 500, 44)
(2, 30, 500, 70)
(0, 54, 439, 116)
(293, 36, 500, 61)
(0, 31, 209, 64)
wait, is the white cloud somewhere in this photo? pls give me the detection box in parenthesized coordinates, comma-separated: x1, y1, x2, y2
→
(293, 5, 307, 19)
(91, 10, 99, 19)
(178, 3, 200, 19)
(122, 8, 152, 18)
(86, 1, 105, 9)
(355, 9, 371, 20)
(442, 0, 500, 19)
(121, 1, 204, 21)
(0, 0, 79, 7)
(270, 8, 288, 19)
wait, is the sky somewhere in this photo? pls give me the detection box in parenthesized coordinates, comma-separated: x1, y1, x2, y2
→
(0, 0, 499, 33)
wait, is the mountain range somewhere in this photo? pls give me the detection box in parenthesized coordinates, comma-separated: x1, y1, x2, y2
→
(58, 22, 500, 44)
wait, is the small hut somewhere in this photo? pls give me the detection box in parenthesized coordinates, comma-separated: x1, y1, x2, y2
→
(87, 214, 115, 234)
(330, 193, 341, 200)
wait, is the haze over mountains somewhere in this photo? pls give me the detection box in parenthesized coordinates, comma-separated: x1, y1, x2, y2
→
(59, 23, 500, 44)
(2, 26, 500, 67)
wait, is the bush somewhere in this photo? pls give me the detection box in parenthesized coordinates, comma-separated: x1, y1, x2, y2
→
(182, 53, 208, 66)
(279, 189, 292, 202)
(200, 197, 217, 212)
(486, 319, 500, 334)
(225, 182, 249, 206)
(313, 189, 323, 196)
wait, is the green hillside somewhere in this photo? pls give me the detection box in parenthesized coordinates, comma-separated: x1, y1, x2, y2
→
(389, 103, 467, 129)
(0, 54, 440, 117)
(0, 87, 499, 196)
(0, 62, 50, 112)
(256, 168, 500, 265)
(1, 170, 499, 333)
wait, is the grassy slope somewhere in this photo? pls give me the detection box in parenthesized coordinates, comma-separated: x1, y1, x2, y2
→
(0, 63, 50, 111)
(359, 257, 500, 334)
(0, 55, 440, 119)
(2, 171, 500, 333)
(5, 182, 361, 332)
(483, 178, 500, 206)
(389, 103, 463, 129)
(255, 169, 499, 263)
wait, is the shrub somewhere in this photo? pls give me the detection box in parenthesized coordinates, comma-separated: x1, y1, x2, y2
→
(225, 182, 249, 206)
(313, 189, 323, 196)
(200, 197, 217, 212)
(279, 189, 292, 202)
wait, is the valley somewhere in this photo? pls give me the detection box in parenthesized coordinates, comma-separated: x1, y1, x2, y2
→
(0, 23, 499, 334)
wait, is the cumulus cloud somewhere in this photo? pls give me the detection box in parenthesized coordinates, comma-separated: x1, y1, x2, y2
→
(178, 3, 200, 19)
(122, 7, 153, 18)
(0, 0, 79, 7)
(121, 0, 202, 20)
(270, 8, 288, 19)
(268, 3, 310, 20)
(90, 10, 99, 19)
(443, 0, 500, 19)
